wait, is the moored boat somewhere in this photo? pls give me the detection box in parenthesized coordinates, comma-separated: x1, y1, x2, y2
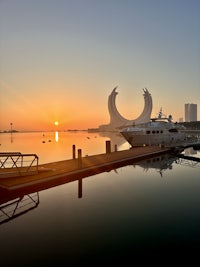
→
(120, 109, 187, 147)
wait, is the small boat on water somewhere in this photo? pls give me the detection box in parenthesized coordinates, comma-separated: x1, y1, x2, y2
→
(120, 109, 187, 147)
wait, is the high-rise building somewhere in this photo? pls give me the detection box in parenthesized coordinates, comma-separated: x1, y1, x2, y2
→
(185, 103, 197, 122)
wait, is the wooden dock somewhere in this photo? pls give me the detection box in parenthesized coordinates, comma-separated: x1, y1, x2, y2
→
(0, 146, 171, 193)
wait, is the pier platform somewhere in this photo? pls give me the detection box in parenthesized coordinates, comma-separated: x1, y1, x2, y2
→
(0, 146, 171, 192)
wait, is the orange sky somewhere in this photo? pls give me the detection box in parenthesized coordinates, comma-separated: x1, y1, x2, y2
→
(1, 1, 199, 131)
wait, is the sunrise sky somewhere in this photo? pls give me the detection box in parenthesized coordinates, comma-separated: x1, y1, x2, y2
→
(0, 0, 199, 131)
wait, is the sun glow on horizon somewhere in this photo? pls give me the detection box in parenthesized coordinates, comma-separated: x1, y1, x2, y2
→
(54, 121, 59, 126)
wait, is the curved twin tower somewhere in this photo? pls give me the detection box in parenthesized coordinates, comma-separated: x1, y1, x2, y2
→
(98, 87, 153, 132)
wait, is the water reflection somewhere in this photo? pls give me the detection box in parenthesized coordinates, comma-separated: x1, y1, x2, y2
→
(10, 132, 13, 143)
(99, 131, 128, 150)
(1, 133, 200, 264)
(78, 178, 82, 198)
(0, 177, 84, 225)
(0, 149, 199, 225)
(132, 154, 177, 177)
(0, 192, 39, 224)
(55, 131, 59, 142)
(133, 150, 200, 177)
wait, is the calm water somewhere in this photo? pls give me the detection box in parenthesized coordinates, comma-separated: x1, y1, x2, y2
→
(0, 132, 200, 265)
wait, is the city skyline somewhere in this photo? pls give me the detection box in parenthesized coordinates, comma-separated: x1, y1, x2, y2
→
(1, 0, 200, 131)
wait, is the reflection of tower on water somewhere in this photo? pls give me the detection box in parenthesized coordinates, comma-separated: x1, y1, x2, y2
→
(98, 131, 129, 151)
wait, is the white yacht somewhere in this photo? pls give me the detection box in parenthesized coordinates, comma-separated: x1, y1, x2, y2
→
(120, 109, 187, 147)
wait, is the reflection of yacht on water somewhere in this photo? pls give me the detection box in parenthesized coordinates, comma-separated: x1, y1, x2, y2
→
(133, 151, 200, 177)
(120, 109, 187, 147)
(132, 154, 178, 177)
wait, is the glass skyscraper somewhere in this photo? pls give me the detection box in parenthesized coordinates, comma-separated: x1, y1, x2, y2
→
(185, 103, 197, 122)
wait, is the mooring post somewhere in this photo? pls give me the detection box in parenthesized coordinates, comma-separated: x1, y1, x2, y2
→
(106, 140, 111, 154)
(72, 144, 76, 159)
(78, 149, 82, 168)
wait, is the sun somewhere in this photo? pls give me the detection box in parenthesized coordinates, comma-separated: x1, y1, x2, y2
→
(54, 121, 59, 126)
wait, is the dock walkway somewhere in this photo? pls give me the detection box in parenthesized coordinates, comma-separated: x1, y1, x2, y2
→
(0, 146, 171, 190)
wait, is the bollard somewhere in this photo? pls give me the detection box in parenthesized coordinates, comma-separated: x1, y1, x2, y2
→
(72, 144, 76, 159)
(114, 144, 117, 152)
(78, 149, 82, 168)
(106, 140, 111, 154)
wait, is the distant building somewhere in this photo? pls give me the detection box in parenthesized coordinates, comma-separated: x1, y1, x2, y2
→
(185, 103, 197, 122)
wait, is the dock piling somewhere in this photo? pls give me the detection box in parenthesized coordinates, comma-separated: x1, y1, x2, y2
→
(72, 144, 76, 159)
(78, 149, 82, 168)
(106, 140, 111, 153)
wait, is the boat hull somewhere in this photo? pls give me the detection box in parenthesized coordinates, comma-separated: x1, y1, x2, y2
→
(121, 131, 187, 147)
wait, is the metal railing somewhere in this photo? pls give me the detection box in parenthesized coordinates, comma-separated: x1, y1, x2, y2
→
(0, 152, 39, 177)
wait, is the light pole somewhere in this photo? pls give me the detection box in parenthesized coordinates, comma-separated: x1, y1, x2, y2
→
(10, 122, 13, 143)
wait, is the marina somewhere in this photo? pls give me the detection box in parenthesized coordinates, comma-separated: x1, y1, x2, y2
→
(0, 145, 171, 191)
(1, 131, 199, 191)
(1, 131, 200, 265)
(1, 1, 199, 264)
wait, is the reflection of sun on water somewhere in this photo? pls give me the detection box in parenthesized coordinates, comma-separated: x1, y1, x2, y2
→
(55, 131, 59, 142)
